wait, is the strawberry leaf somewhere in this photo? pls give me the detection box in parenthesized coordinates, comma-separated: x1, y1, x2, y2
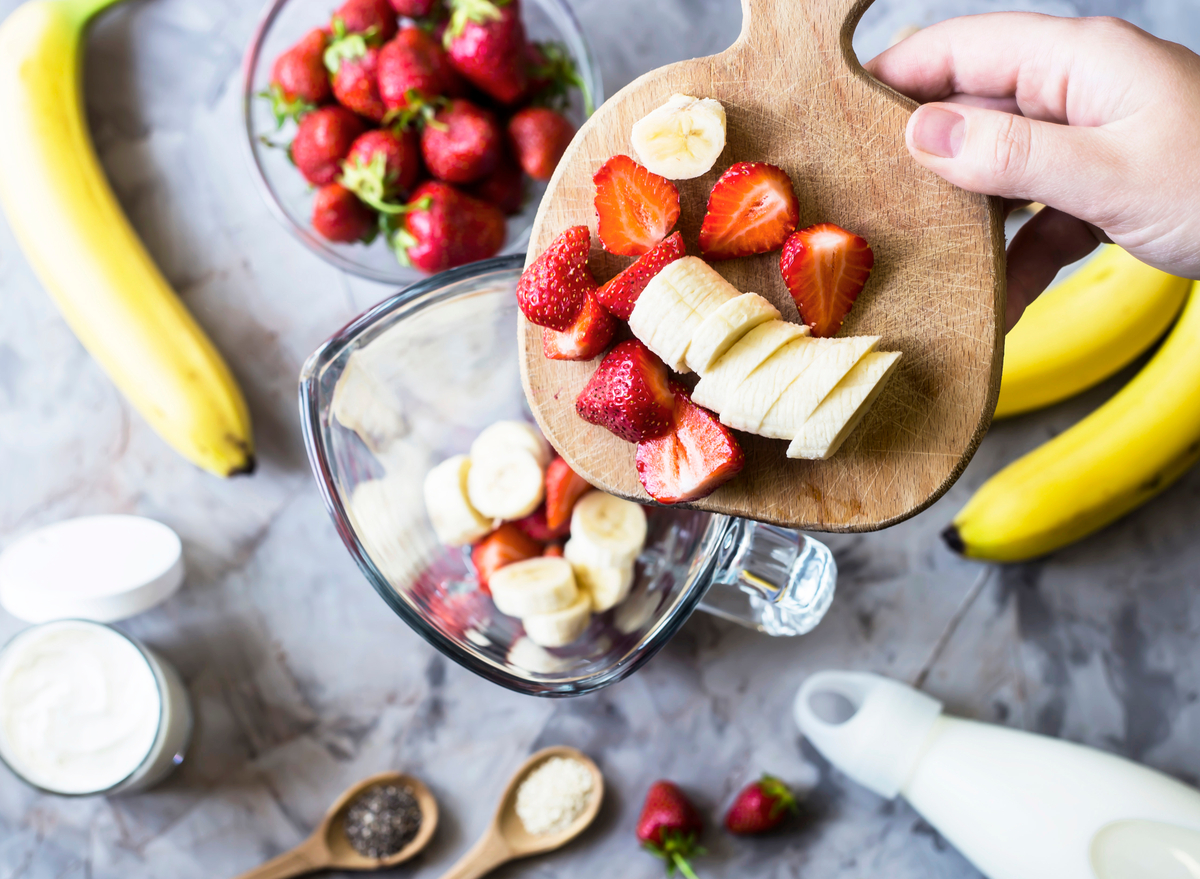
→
(760, 775, 798, 820)
(261, 84, 316, 129)
(339, 151, 396, 208)
(526, 41, 592, 115)
(323, 31, 368, 73)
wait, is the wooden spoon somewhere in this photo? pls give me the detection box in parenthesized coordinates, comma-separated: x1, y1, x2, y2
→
(233, 772, 438, 879)
(438, 746, 604, 879)
(520, 0, 1005, 532)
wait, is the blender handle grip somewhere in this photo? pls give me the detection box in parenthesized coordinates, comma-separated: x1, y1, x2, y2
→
(700, 519, 837, 636)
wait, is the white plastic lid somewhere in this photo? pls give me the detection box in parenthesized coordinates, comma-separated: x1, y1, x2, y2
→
(0, 516, 184, 623)
(794, 670, 943, 799)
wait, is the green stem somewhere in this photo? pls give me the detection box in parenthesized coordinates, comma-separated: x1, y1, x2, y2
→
(62, 0, 127, 29)
(673, 853, 700, 879)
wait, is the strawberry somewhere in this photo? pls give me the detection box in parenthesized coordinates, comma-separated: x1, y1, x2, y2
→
(698, 162, 799, 260)
(576, 340, 674, 443)
(593, 155, 680, 257)
(542, 292, 615, 361)
(467, 155, 525, 214)
(780, 223, 875, 337)
(413, 566, 491, 638)
(507, 106, 574, 181)
(595, 231, 685, 320)
(471, 522, 543, 591)
(516, 225, 592, 331)
(378, 26, 467, 113)
(268, 28, 331, 125)
(327, 43, 387, 121)
(636, 383, 744, 504)
(387, 180, 506, 273)
(724, 775, 798, 835)
(444, 0, 528, 105)
(544, 456, 591, 530)
(637, 781, 704, 879)
(341, 128, 422, 207)
(542, 543, 564, 558)
(421, 98, 503, 184)
(513, 505, 568, 543)
(311, 183, 376, 242)
(331, 0, 398, 41)
(292, 106, 368, 185)
(389, 0, 439, 16)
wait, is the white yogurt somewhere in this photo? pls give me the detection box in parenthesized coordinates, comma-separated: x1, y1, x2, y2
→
(0, 620, 190, 795)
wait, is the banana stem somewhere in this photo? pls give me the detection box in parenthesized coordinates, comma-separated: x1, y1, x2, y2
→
(61, 0, 128, 29)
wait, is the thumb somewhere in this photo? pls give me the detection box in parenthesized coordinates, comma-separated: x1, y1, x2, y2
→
(905, 102, 1120, 225)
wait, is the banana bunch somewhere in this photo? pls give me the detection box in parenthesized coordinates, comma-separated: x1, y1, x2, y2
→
(0, 0, 253, 476)
(949, 280, 1200, 562)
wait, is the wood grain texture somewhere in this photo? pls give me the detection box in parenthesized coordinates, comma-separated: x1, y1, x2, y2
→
(519, 0, 1006, 532)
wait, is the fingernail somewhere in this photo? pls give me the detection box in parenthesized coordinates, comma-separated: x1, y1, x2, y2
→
(911, 106, 965, 158)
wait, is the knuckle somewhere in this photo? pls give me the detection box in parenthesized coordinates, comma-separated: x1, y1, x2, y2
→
(989, 114, 1032, 187)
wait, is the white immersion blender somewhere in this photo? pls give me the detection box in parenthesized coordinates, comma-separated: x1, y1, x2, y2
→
(794, 671, 1200, 879)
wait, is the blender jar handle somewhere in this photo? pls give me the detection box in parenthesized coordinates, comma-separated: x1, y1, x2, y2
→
(699, 519, 837, 636)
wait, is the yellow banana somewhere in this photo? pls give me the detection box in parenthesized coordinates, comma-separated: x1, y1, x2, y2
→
(947, 281, 1200, 562)
(995, 245, 1190, 418)
(0, 0, 253, 476)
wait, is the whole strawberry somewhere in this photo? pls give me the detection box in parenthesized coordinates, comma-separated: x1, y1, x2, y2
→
(292, 106, 368, 185)
(724, 775, 798, 835)
(421, 98, 502, 184)
(637, 781, 704, 879)
(311, 183, 376, 242)
(388, 180, 505, 273)
(444, 0, 528, 105)
(341, 128, 422, 207)
(331, 0, 398, 41)
(576, 340, 674, 443)
(268, 28, 331, 124)
(378, 26, 466, 113)
(507, 106, 574, 180)
(516, 225, 592, 331)
(327, 43, 387, 121)
(468, 156, 525, 214)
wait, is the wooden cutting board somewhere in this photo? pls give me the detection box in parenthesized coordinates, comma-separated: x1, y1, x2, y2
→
(519, 0, 1005, 532)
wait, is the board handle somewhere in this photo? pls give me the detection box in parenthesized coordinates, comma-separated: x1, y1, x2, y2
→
(735, 0, 877, 67)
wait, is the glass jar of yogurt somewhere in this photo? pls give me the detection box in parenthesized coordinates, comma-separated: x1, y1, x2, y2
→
(0, 620, 192, 796)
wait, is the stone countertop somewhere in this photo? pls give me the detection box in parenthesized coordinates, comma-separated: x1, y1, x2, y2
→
(2, 0, 1200, 876)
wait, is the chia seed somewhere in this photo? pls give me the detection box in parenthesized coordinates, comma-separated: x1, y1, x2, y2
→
(343, 782, 422, 859)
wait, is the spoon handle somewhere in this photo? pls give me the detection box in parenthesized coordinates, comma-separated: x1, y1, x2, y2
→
(233, 838, 327, 879)
(437, 829, 513, 879)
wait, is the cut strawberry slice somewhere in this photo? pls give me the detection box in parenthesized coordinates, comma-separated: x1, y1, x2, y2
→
(542, 291, 617, 361)
(471, 523, 544, 592)
(513, 505, 569, 543)
(544, 456, 592, 530)
(636, 383, 745, 504)
(517, 225, 594, 331)
(593, 155, 680, 256)
(576, 340, 675, 443)
(595, 231, 686, 320)
(780, 223, 875, 337)
(699, 162, 799, 260)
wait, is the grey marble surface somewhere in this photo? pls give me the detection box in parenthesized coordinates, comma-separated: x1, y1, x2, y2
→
(2, 0, 1200, 876)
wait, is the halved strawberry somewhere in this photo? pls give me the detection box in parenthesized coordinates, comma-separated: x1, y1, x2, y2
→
(517, 225, 593, 331)
(576, 340, 674, 443)
(595, 231, 685, 320)
(780, 223, 875, 337)
(542, 292, 616, 361)
(544, 456, 591, 530)
(593, 155, 680, 257)
(471, 523, 543, 592)
(513, 505, 568, 542)
(636, 383, 745, 504)
(699, 162, 799, 260)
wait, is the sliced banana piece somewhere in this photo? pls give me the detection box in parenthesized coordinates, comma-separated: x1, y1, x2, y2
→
(630, 94, 727, 180)
(423, 455, 492, 546)
(691, 320, 809, 414)
(572, 559, 635, 612)
(788, 352, 902, 459)
(685, 292, 781, 374)
(522, 591, 594, 648)
(466, 448, 545, 520)
(759, 336, 880, 440)
(569, 490, 648, 567)
(470, 420, 551, 468)
(629, 257, 740, 372)
(332, 351, 408, 454)
(489, 556, 579, 617)
(719, 336, 833, 432)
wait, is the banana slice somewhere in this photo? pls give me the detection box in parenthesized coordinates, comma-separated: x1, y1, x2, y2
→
(470, 420, 551, 468)
(629, 257, 739, 372)
(466, 448, 546, 520)
(630, 94, 727, 180)
(332, 351, 408, 454)
(489, 556, 579, 617)
(568, 491, 648, 567)
(788, 352, 902, 459)
(759, 336, 879, 440)
(571, 559, 635, 612)
(685, 292, 781, 374)
(691, 320, 809, 414)
(522, 591, 594, 648)
(423, 455, 492, 546)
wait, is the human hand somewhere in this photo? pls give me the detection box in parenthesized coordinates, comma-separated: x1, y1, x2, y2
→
(865, 13, 1200, 329)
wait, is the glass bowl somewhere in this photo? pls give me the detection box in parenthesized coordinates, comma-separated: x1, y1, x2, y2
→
(299, 256, 839, 696)
(241, 0, 603, 285)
